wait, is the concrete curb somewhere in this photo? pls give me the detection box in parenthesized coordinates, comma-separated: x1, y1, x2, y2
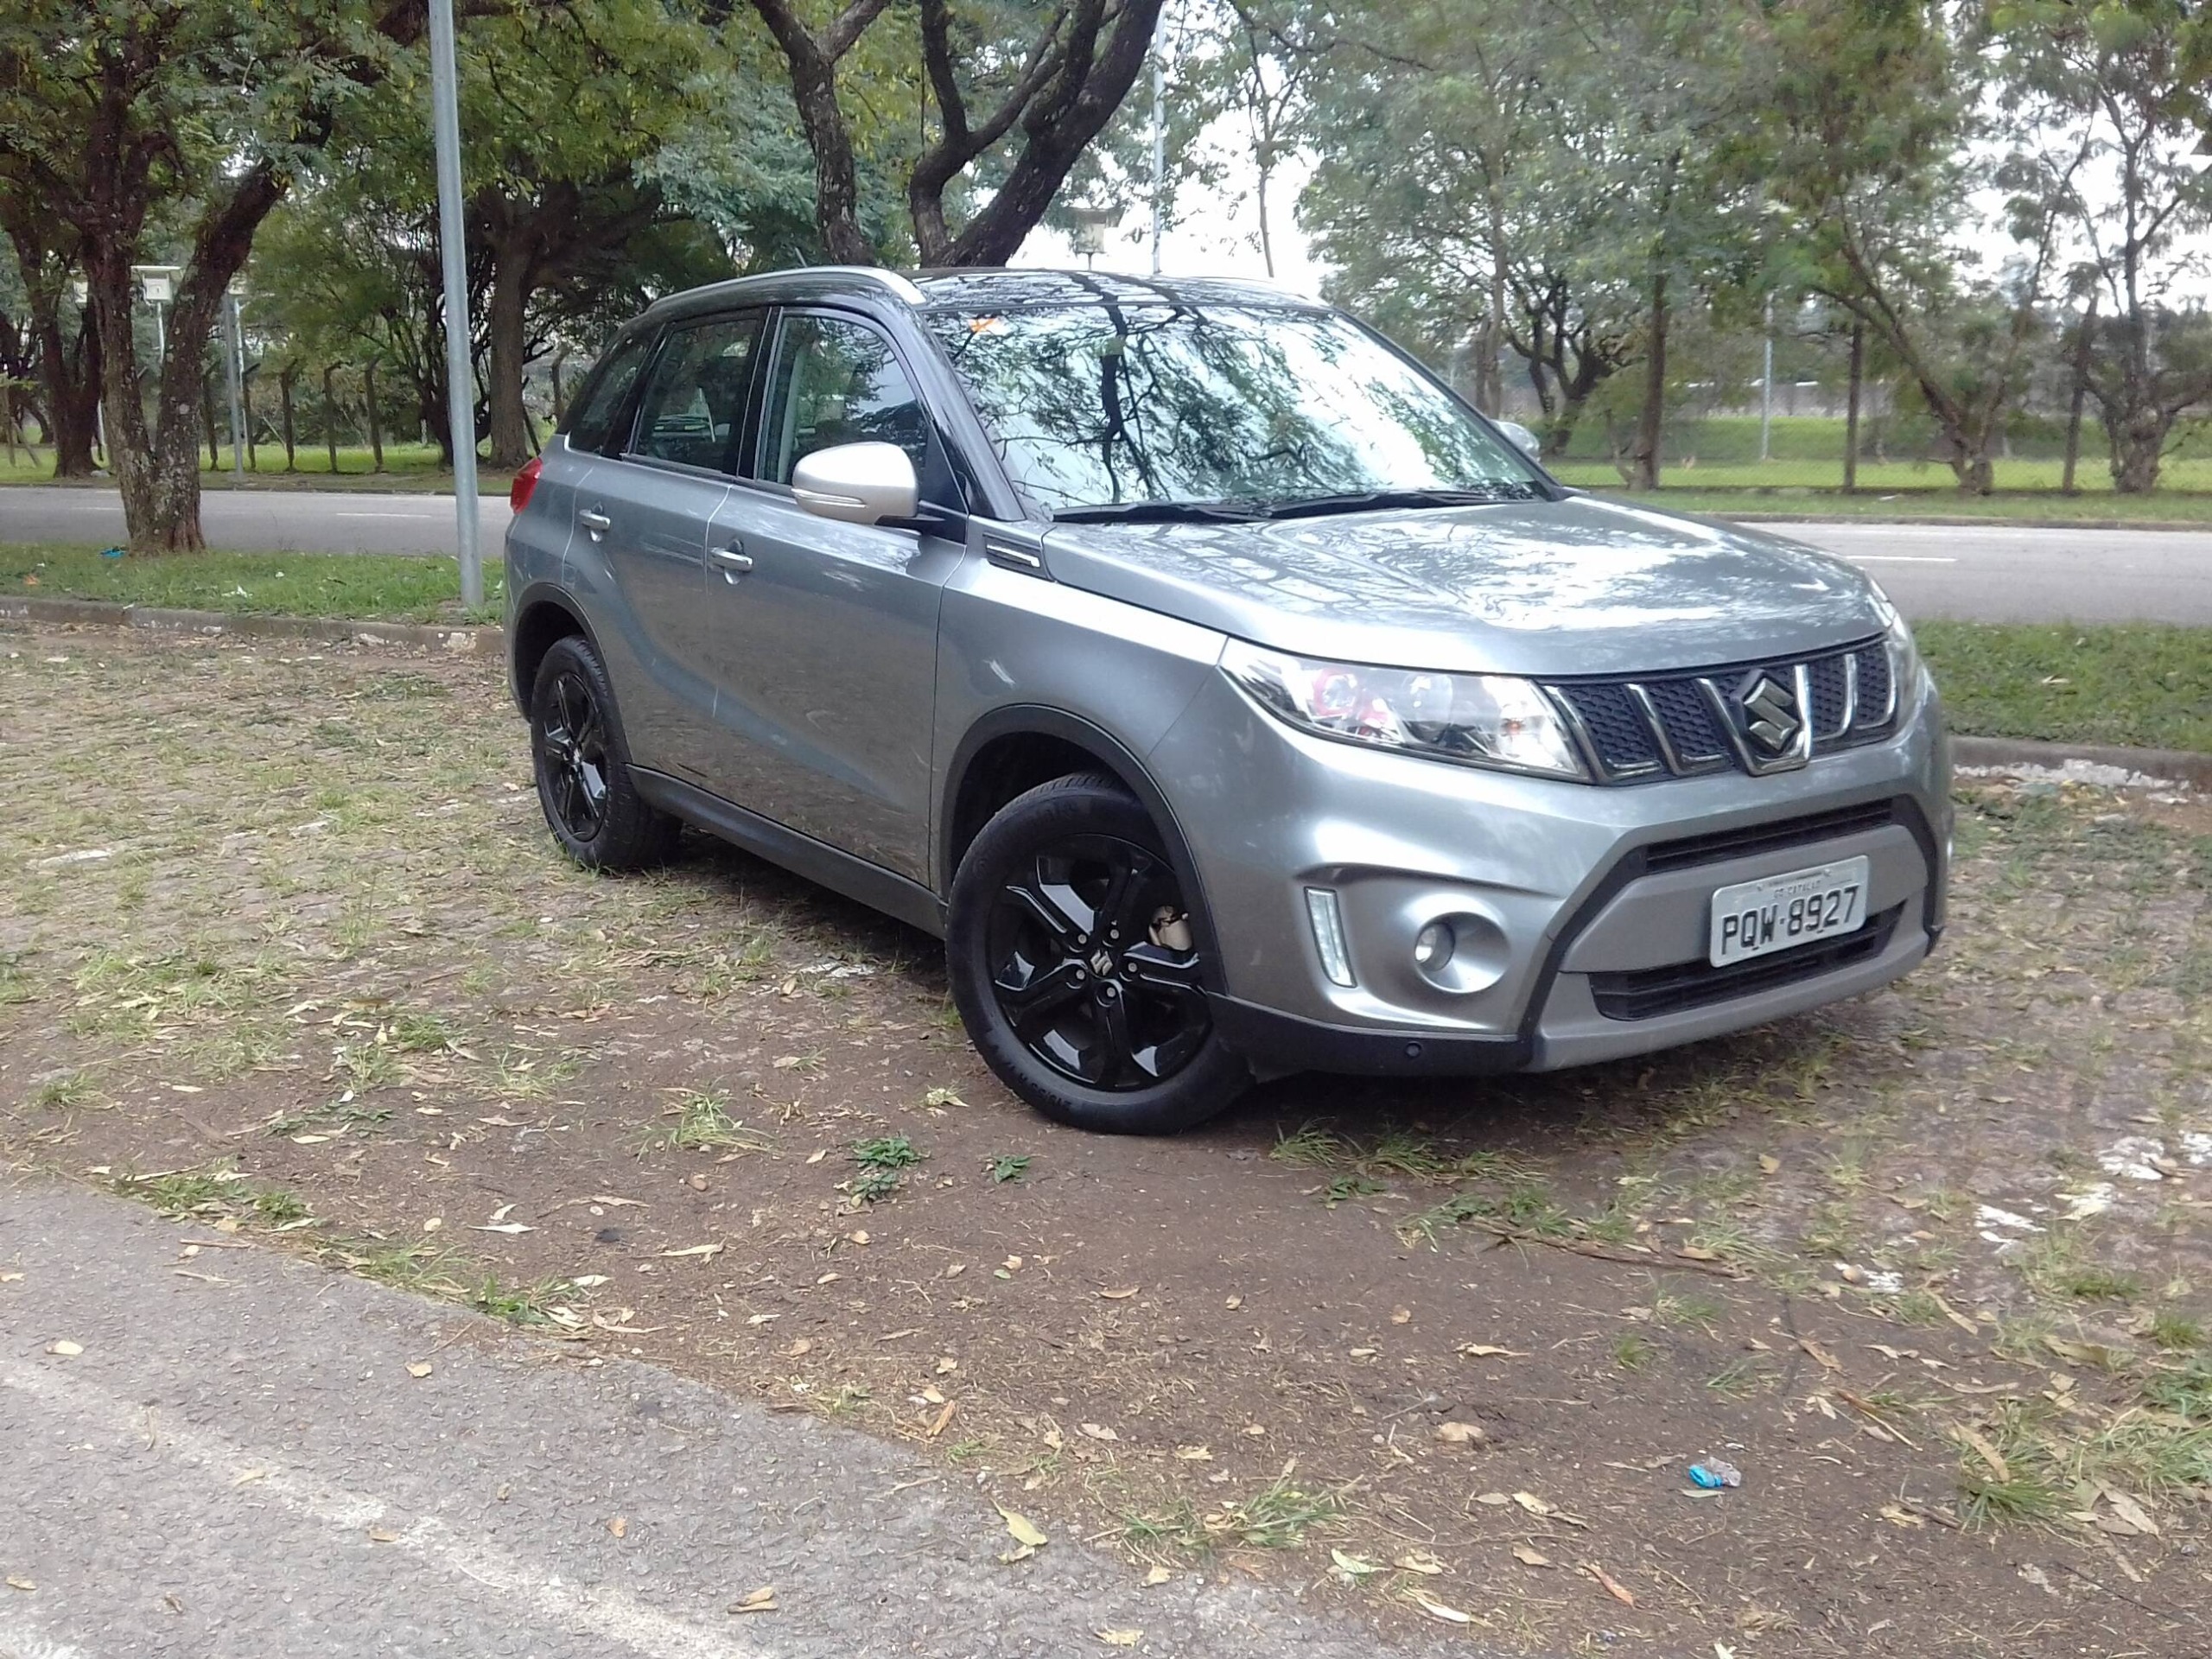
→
(1953, 734, 2209, 788)
(0, 594, 500, 653)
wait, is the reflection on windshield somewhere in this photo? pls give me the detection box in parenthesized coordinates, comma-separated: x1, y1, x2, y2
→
(925, 301, 1543, 514)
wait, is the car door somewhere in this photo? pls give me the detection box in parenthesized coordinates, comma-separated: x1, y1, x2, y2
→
(579, 311, 765, 785)
(696, 307, 963, 884)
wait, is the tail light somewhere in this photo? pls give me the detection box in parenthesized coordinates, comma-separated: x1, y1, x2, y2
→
(510, 454, 543, 514)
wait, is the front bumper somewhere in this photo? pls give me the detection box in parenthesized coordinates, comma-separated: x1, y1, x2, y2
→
(1149, 669, 1950, 1077)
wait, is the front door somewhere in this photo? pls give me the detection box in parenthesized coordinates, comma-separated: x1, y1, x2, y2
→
(697, 309, 960, 884)
(587, 312, 764, 785)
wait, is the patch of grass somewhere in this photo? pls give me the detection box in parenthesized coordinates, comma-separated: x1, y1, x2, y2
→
(2149, 1311, 2207, 1353)
(1955, 1403, 2070, 1528)
(110, 1165, 242, 1215)
(854, 1134, 922, 1170)
(645, 1089, 773, 1155)
(1322, 1173, 1387, 1206)
(1613, 1332, 1657, 1371)
(987, 1154, 1031, 1185)
(0, 541, 503, 626)
(389, 1011, 458, 1052)
(1208, 1474, 1342, 1550)
(1270, 1123, 1346, 1168)
(30, 1070, 95, 1110)
(252, 1189, 310, 1225)
(468, 1274, 569, 1327)
(1914, 621, 2212, 753)
(1707, 1357, 1778, 1398)
(695, 931, 778, 996)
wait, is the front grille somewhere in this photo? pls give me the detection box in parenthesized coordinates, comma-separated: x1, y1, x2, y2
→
(1588, 903, 1904, 1020)
(1542, 639, 1896, 785)
(1643, 799, 1900, 874)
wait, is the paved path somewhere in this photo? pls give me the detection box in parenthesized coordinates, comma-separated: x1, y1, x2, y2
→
(1770, 521, 2212, 626)
(0, 486, 514, 559)
(4, 485, 2209, 624)
(0, 1184, 1424, 1659)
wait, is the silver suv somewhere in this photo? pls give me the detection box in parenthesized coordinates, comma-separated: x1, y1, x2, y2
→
(505, 268, 1948, 1134)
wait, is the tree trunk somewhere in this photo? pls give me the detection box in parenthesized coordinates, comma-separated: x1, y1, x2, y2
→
(1629, 269, 1668, 492)
(2061, 303, 2093, 497)
(1842, 322, 1863, 494)
(365, 361, 384, 472)
(322, 365, 340, 475)
(35, 308, 100, 476)
(278, 365, 297, 471)
(202, 377, 219, 467)
(550, 346, 570, 423)
(1480, 179, 1509, 416)
(240, 366, 257, 472)
(2110, 408, 2165, 494)
(485, 221, 536, 469)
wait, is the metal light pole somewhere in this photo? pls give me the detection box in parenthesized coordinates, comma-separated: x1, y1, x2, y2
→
(1758, 292, 1775, 464)
(223, 286, 248, 478)
(429, 0, 484, 608)
(1148, 40, 1166, 276)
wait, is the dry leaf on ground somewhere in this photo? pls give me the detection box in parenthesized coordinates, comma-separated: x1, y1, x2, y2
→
(1586, 1563, 1637, 1606)
(730, 1586, 778, 1613)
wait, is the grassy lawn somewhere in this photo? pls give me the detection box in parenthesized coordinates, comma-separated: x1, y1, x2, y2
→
(0, 443, 514, 495)
(1918, 622, 2212, 754)
(0, 541, 500, 625)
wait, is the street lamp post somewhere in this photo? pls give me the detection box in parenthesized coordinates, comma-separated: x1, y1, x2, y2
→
(429, 0, 484, 609)
(222, 283, 248, 478)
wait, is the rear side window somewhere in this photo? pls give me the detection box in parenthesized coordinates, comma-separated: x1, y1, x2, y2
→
(563, 334, 652, 454)
(760, 313, 929, 483)
(627, 313, 765, 474)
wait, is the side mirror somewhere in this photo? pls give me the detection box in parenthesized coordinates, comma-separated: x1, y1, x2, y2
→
(791, 442, 920, 525)
(1494, 419, 1543, 460)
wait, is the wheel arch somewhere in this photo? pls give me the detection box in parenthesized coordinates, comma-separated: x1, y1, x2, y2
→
(939, 706, 1224, 994)
(508, 585, 601, 715)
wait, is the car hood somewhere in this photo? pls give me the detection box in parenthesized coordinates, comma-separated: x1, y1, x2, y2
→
(1037, 493, 1885, 677)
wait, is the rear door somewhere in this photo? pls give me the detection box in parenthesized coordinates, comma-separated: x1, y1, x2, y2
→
(580, 311, 766, 785)
(694, 307, 963, 883)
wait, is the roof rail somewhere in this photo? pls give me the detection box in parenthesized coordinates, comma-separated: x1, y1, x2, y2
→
(808, 265, 927, 304)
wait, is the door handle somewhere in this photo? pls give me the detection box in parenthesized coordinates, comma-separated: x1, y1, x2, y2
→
(709, 543, 753, 575)
(578, 507, 612, 536)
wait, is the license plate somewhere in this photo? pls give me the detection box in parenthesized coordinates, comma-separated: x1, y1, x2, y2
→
(1708, 856, 1871, 967)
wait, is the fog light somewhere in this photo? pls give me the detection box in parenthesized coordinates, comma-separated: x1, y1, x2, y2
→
(1413, 920, 1455, 971)
(1304, 887, 1356, 987)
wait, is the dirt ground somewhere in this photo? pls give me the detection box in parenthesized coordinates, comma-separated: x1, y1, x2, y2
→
(3, 623, 2209, 1658)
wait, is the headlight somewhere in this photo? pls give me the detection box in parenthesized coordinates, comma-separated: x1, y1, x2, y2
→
(1221, 639, 1588, 780)
(1868, 580, 1928, 709)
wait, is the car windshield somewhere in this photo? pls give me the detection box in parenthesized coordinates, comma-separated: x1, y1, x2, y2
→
(925, 300, 1545, 518)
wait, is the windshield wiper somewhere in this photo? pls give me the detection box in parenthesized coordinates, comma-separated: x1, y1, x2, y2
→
(1253, 484, 1543, 519)
(1052, 499, 1265, 524)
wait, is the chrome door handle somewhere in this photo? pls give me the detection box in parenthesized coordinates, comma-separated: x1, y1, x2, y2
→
(578, 507, 612, 536)
(709, 543, 753, 575)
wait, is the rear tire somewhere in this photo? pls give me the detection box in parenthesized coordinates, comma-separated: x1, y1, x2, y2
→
(947, 773, 1250, 1134)
(529, 635, 681, 871)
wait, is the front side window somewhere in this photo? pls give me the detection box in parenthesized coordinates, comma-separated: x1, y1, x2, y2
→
(627, 314, 764, 474)
(925, 302, 1543, 515)
(760, 314, 930, 484)
(563, 333, 652, 454)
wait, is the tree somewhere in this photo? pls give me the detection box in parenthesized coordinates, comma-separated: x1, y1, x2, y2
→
(0, 195, 100, 474)
(1297, 0, 1760, 479)
(1995, 0, 2212, 492)
(741, 0, 1168, 265)
(0, 1, 431, 550)
(1747, 0, 2054, 494)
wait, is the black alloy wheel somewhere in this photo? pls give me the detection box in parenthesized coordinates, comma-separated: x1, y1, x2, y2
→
(528, 633, 681, 871)
(539, 668, 611, 842)
(988, 832, 1211, 1090)
(948, 772, 1251, 1134)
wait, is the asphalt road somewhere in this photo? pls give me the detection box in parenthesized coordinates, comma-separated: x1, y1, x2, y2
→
(0, 1183, 1419, 1659)
(4, 485, 2210, 624)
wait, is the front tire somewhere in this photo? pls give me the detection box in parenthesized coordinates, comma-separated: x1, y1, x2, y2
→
(947, 773, 1250, 1134)
(529, 635, 681, 871)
